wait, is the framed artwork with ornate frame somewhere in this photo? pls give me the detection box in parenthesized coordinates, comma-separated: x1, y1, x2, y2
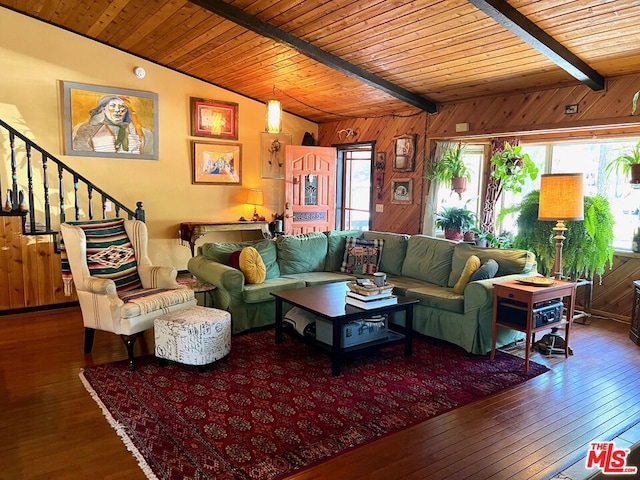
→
(190, 97, 239, 140)
(391, 178, 412, 204)
(261, 132, 292, 179)
(192, 141, 242, 185)
(62, 81, 159, 160)
(393, 134, 417, 172)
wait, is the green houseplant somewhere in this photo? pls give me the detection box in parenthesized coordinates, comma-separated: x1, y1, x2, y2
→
(604, 139, 640, 184)
(435, 207, 476, 241)
(426, 144, 472, 197)
(490, 142, 539, 194)
(512, 190, 614, 281)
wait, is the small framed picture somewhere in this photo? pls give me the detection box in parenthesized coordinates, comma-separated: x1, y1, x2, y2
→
(192, 141, 241, 185)
(190, 97, 238, 140)
(391, 178, 412, 204)
(393, 134, 416, 172)
(261, 132, 292, 179)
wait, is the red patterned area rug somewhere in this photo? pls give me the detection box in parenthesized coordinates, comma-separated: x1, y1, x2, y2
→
(80, 329, 548, 480)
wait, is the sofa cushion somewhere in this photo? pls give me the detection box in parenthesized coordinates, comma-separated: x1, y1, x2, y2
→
(239, 246, 266, 284)
(401, 235, 457, 287)
(201, 239, 280, 280)
(282, 271, 355, 286)
(404, 284, 464, 314)
(276, 232, 328, 274)
(470, 259, 499, 281)
(341, 237, 383, 274)
(454, 255, 481, 294)
(324, 229, 363, 271)
(363, 231, 410, 276)
(242, 277, 307, 303)
(229, 250, 241, 270)
(448, 243, 536, 287)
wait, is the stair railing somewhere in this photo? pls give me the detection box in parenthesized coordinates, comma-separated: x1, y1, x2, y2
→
(1, 118, 144, 235)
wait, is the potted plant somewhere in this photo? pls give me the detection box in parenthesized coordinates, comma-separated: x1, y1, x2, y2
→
(490, 142, 539, 194)
(512, 190, 614, 281)
(426, 144, 472, 198)
(604, 139, 640, 185)
(435, 207, 476, 241)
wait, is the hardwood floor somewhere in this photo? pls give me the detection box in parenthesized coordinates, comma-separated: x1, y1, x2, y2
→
(1, 307, 639, 479)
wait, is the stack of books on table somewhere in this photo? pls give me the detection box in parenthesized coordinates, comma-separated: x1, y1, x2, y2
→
(345, 287, 398, 310)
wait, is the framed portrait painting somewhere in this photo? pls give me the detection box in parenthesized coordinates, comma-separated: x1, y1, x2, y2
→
(391, 178, 412, 204)
(261, 132, 292, 179)
(192, 141, 242, 185)
(393, 134, 417, 172)
(62, 81, 159, 160)
(190, 97, 238, 140)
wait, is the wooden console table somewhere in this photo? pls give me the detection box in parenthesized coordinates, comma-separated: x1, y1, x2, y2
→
(180, 221, 270, 256)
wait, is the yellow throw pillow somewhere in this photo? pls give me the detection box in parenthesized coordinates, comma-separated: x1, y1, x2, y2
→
(454, 255, 481, 294)
(239, 246, 266, 284)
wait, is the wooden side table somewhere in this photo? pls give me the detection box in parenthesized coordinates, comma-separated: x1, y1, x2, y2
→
(176, 273, 216, 308)
(491, 279, 576, 373)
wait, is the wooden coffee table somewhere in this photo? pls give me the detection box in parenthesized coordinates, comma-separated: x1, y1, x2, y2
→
(272, 282, 418, 376)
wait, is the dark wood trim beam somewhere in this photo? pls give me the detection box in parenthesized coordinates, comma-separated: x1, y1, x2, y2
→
(189, 0, 437, 113)
(468, 0, 605, 91)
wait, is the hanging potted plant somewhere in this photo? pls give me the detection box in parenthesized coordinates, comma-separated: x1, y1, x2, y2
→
(435, 207, 476, 241)
(512, 190, 614, 282)
(426, 144, 472, 198)
(604, 139, 640, 185)
(490, 142, 539, 194)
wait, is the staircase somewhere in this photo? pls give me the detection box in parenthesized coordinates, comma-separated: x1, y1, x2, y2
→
(0, 119, 144, 312)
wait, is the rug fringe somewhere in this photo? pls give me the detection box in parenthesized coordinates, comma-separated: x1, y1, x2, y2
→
(79, 369, 159, 480)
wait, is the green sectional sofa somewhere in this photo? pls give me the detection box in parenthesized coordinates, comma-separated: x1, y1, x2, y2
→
(188, 230, 537, 355)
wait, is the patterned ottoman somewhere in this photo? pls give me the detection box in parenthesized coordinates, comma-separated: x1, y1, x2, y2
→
(154, 306, 231, 367)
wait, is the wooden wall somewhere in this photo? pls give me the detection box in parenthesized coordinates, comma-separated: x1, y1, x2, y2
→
(318, 73, 640, 321)
(0, 216, 74, 311)
(319, 114, 429, 235)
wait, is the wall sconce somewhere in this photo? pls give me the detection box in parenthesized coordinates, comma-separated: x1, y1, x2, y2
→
(266, 87, 282, 134)
(538, 173, 584, 280)
(247, 189, 264, 221)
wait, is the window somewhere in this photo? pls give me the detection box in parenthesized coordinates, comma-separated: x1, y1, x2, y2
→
(340, 146, 372, 231)
(435, 143, 485, 221)
(500, 138, 640, 251)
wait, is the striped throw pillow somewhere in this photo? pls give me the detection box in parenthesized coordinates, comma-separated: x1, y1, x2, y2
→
(65, 218, 142, 291)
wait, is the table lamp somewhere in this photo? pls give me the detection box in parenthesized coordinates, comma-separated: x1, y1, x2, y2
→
(247, 189, 264, 221)
(538, 173, 584, 280)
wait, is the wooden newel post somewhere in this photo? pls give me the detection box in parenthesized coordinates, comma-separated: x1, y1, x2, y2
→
(135, 201, 145, 222)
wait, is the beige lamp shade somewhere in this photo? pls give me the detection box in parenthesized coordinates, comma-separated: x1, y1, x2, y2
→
(538, 173, 584, 221)
(266, 99, 282, 133)
(247, 189, 264, 206)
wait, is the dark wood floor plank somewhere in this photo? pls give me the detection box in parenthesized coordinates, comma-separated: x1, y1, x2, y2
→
(0, 309, 639, 480)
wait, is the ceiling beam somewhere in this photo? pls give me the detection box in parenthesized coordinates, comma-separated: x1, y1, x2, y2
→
(189, 0, 437, 113)
(467, 0, 605, 91)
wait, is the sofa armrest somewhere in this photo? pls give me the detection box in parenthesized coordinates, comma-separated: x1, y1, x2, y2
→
(188, 255, 245, 309)
(464, 273, 537, 312)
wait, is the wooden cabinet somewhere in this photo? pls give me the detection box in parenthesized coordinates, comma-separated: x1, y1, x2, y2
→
(630, 280, 640, 345)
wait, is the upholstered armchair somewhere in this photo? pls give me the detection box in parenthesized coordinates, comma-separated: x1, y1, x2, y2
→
(60, 218, 197, 370)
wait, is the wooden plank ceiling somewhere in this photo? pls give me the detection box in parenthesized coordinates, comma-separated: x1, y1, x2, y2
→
(3, 0, 640, 124)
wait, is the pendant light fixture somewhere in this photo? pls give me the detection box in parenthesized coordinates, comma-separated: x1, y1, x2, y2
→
(266, 86, 282, 133)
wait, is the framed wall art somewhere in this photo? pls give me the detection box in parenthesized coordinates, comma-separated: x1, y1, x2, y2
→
(393, 134, 417, 172)
(391, 178, 412, 204)
(62, 81, 159, 160)
(261, 132, 292, 179)
(190, 97, 238, 140)
(192, 141, 242, 185)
